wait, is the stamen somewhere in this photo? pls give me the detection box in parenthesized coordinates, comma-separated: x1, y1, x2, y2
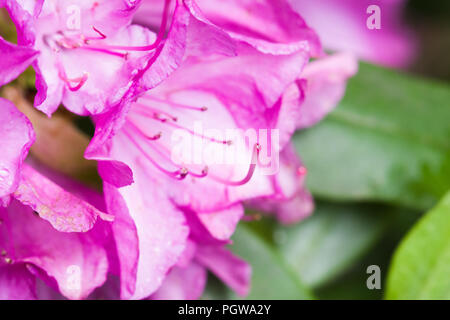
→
(210, 144, 260, 186)
(43, 0, 171, 73)
(84, 26, 107, 41)
(297, 166, 308, 176)
(132, 101, 232, 145)
(79, 46, 129, 59)
(148, 132, 163, 141)
(179, 167, 189, 179)
(125, 123, 210, 181)
(189, 166, 209, 178)
(58, 71, 89, 91)
(134, 103, 178, 122)
(256, 145, 274, 169)
(83, 43, 158, 52)
(164, 121, 233, 145)
(124, 127, 188, 181)
(84, 0, 172, 52)
(141, 96, 209, 112)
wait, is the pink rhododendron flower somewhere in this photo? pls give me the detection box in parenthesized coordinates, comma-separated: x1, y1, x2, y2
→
(0, 98, 113, 299)
(152, 241, 251, 300)
(296, 52, 359, 130)
(0, 37, 38, 88)
(290, 0, 416, 67)
(135, 0, 322, 56)
(1, 97, 111, 233)
(79, 0, 357, 300)
(1, 0, 184, 116)
(0, 199, 110, 300)
(0, 0, 360, 300)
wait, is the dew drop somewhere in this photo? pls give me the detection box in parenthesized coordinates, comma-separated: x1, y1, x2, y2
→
(0, 168, 9, 183)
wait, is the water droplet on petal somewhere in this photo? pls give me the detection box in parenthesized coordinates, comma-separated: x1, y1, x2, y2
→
(0, 168, 10, 185)
(0, 168, 9, 178)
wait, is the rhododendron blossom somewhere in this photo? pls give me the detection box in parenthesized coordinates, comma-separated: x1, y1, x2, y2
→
(0, 0, 360, 300)
(0, 98, 112, 299)
(1, 0, 183, 116)
(83, 0, 357, 300)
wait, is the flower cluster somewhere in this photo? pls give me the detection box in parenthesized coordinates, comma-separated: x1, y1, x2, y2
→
(0, 0, 413, 300)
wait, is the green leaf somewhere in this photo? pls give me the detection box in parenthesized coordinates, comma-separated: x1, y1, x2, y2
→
(274, 202, 388, 288)
(294, 63, 450, 210)
(317, 207, 421, 300)
(228, 224, 314, 300)
(202, 202, 419, 300)
(386, 191, 450, 299)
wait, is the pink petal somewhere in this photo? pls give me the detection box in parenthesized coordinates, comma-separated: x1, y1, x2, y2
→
(85, 3, 192, 170)
(0, 37, 38, 87)
(248, 144, 314, 224)
(0, 200, 109, 300)
(297, 52, 358, 129)
(0, 98, 35, 199)
(186, 0, 322, 56)
(151, 262, 207, 300)
(197, 204, 244, 241)
(13, 163, 113, 233)
(3, 0, 43, 45)
(138, 1, 189, 92)
(103, 157, 189, 299)
(196, 246, 251, 297)
(291, 0, 416, 67)
(0, 265, 36, 300)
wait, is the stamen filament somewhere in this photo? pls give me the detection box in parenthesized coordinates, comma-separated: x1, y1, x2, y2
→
(141, 95, 209, 112)
(58, 70, 89, 91)
(124, 128, 188, 180)
(163, 121, 233, 145)
(133, 103, 178, 122)
(189, 166, 209, 178)
(79, 46, 128, 59)
(86, 0, 172, 52)
(210, 144, 260, 186)
(84, 27, 107, 41)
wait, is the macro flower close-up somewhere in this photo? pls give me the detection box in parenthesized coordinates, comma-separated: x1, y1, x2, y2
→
(0, 0, 449, 306)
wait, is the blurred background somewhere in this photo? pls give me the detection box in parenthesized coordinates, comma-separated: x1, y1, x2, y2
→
(406, 0, 450, 80)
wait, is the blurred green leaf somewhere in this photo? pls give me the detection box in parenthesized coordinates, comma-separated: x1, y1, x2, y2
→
(219, 202, 395, 299)
(0, 9, 17, 43)
(274, 202, 388, 288)
(201, 274, 230, 300)
(317, 268, 383, 300)
(294, 63, 450, 210)
(317, 206, 421, 300)
(228, 224, 314, 300)
(202, 202, 421, 300)
(386, 191, 450, 299)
